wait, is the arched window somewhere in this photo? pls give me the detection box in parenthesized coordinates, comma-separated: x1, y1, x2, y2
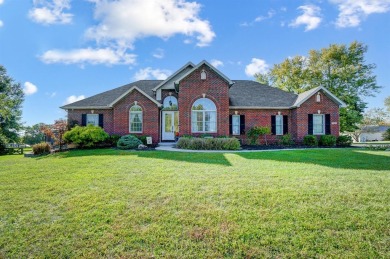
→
(162, 96, 178, 110)
(191, 98, 217, 133)
(129, 105, 142, 133)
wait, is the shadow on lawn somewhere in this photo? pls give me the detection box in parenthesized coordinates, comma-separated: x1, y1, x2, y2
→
(236, 149, 390, 171)
(44, 148, 390, 170)
(48, 148, 233, 166)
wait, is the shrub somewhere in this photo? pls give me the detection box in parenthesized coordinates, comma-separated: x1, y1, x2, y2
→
(247, 126, 271, 145)
(63, 125, 109, 148)
(337, 135, 353, 147)
(32, 142, 51, 155)
(303, 135, 318, 146)
(383, 128, 390, 141)
(0, 133, 8, 155)
(278, 134, 294, 146)
(117, 135, 142, 149)
(319, 135, 337, 147)
(136, 135, 152, 145)
(176, 137, 240, 150)
(106, 134, 121, 147)
(365, 144, 390, 151)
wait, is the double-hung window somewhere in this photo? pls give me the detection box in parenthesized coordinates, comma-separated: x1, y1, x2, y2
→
(313, 114, 325, 135)
(129, 105, 143, 133)
(86, 114, 99, 126)
(275, 115, 283, 135)
(191, 98, 217, 133)
(232, 115, 240, 135)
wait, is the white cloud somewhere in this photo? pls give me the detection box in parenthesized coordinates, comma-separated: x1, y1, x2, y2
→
(45, 92, 57, 98)
(28, 0, 73, 25)
(245, 58, 269, 77)
(289, 5, 322, 31)
(0, 20, 3, 28)
(86, 0, 215, 49)
(330, 0, 390, 28)
(210, 59, 223, 68)
(134, 67, 172, 81)
(23, 82, 38, 95)
(152, 48, 165, 59)
(254, 10, 276, 22)
(40, 48, 136, 65)
(64, 95, 85, 105)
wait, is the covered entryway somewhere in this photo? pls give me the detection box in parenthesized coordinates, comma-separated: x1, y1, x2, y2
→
(162, 111, 179, 141)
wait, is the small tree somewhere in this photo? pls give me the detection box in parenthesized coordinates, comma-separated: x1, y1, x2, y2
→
(383, 128, 390, 141)
(247, 126, 271, 145)
(39, 119, 68, 150)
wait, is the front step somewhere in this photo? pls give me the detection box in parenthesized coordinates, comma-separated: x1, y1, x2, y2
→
(158, 142, 177, 147)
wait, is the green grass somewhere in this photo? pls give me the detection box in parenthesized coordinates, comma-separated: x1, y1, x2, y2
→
(1, 149, 389, 258)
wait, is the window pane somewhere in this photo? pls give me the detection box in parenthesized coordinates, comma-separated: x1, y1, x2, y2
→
(313, 115, 324, 134)
(130, 111, 142, 132)
(87, 114, 98, 126)
(276, 115, 283, 135)
(232, 115, 240, 135)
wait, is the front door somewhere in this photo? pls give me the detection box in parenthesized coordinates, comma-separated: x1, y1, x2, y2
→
(162, 111, 178, 141)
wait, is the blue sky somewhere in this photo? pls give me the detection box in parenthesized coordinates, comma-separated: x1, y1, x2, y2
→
(0, 0, 389, 126)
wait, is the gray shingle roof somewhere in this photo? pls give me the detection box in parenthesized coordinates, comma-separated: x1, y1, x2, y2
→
(61, 79, 303, 109)
(61, 80, 162, 109)
(229, 80, 298, 107)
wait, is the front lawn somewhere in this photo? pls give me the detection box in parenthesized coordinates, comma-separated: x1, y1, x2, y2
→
(0, 149, 389, 257)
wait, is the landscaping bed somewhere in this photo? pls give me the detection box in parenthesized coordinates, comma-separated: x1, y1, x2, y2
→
(241, 144, 359, 150)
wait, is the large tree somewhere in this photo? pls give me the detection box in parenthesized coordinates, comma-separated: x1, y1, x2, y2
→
(385, 96, 390, 112)
(256, 41, 381, 132)
(23, 123, 46, 145)
(0, 65, 24, 141)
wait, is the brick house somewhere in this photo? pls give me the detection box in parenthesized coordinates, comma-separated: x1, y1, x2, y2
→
(61, 60, 346, 144)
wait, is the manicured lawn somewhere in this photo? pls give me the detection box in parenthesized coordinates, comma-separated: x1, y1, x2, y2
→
(0, 149, 389, 257)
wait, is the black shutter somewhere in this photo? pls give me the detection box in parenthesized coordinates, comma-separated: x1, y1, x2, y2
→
(308, 114, 313, 135)
(325, 114, 331, 135)
(99, 114, 104, 128)
(81, 114, 86, 126)
(229, 115, 232, 135)
(283, 115, 288, 134)
(240, 115, 245, 135)
(271, 115, 276, 135)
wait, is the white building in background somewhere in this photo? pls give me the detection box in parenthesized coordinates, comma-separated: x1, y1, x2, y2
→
(359, 125, 389, 142)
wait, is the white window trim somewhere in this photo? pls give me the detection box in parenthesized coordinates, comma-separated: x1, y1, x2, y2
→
(313, 114, 325, 135)
(86, 114, 99, 126)
(232, 115, 240, 135)
(129, 108, 143, 133)
(275, 115, 283, 136)
(191, 110, 217, 133)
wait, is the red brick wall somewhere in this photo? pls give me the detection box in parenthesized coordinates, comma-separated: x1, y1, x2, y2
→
(113, 89, 160, 143)
(229, 109, 292, 144)
(178, 65, 230, 136)
(292, 90, 340, 141)
(67, 109, 114, 133)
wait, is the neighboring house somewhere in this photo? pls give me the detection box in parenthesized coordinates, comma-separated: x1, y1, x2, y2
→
(61, 60, 346, 144)
(359, 125, 390, 142)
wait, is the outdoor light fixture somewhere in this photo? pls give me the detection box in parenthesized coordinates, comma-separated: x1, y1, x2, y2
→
(318, 110, 321, 114)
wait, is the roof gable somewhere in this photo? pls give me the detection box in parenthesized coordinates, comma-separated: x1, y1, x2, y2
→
(152, 62, 195, 91)
(174, 60, 234, 86)
(293, 86, 346, 108)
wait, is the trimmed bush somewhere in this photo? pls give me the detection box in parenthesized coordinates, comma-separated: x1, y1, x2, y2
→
(106, 134, 121, 147)
(319, 135, 337, 147)
(117, 135, 142, 150)
(176, 137, 240, 150)
(278, 134, 294, 146)
(303, 135, 318, 146)
(337, 135, 353, 147)
(32, 142, 50, 155)
(0, 133, 8, 155)
(365, 144, 390, 151)
(63, 125, 109, 148)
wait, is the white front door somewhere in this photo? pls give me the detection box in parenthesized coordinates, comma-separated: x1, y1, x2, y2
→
(162, 111, 178, 141)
